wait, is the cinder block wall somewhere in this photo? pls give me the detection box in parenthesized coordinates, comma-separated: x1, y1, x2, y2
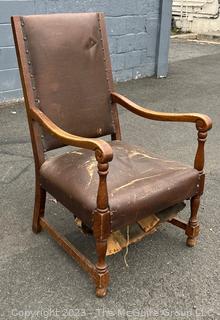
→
(0, 0, 170, 102)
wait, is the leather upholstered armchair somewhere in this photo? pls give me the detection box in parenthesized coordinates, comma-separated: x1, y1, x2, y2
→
(11, 13, 212, 297)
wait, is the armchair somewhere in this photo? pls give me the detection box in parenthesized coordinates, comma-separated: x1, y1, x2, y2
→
(11, 12, 212, 297)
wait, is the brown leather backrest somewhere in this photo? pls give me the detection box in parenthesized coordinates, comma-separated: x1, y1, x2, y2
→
(18, 13, 116, 150)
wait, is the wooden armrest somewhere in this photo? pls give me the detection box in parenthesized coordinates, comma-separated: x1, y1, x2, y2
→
(111, 92, 212, 132)
(30, 107, 113, 163)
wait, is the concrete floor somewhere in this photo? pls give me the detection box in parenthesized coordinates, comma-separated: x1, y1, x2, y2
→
(0, 40, 220, 319)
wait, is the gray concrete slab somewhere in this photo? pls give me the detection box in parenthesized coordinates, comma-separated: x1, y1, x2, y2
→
(0, 40, 219, 319)
(169, 38, 220, 62)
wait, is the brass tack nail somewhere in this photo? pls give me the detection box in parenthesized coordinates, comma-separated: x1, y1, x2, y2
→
(30, 74, 34, 78)
(28, 61, 31, 65)
(35, 98, 40, 103)
(26, 49, 29, 54)
(23, 36, 27, 41)
(32, 87, 36, 90)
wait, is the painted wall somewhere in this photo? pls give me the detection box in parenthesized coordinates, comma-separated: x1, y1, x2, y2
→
(0, 0, 172, 102)
(173, 0, 220, 33)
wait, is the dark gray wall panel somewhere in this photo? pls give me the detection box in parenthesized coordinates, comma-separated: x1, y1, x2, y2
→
(0, 1, 34, 23)
(0, 47, 17, 70)
(0, 69, 21, 91)
(0, 24, 14, 46)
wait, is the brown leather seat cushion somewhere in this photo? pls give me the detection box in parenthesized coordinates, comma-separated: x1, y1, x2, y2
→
(40, 141, 199, 230)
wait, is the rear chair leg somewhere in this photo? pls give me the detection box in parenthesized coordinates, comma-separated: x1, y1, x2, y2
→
(186, 195, 200, 247)
(32, 180, 46, 234)
(95, 238, 109, 297)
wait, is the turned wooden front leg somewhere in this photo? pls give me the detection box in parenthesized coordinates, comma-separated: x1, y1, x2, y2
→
(186, 128, 207, 247)
(94, 233, 109, 297)
(93, 162, 111, 297)
(186, 195, 200, 247)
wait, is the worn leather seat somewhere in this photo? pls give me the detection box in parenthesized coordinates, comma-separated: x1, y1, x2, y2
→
(40, 141, 199, 230)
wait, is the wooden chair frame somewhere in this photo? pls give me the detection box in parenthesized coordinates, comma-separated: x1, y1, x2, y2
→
(11, 14, 212, 297)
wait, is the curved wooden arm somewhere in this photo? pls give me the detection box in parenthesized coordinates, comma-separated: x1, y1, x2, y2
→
(30, 107, 113, 163)
(112, 92, 213, 175)
(111, 92, 212, 132)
